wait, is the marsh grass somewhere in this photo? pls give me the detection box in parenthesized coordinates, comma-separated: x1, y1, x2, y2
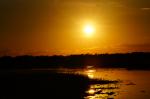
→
(0, 70, 119, 99)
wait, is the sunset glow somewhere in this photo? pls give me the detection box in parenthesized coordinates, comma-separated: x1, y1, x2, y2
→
(83, 24, 95, 37)
(0, 0, 150, 56)
(1, 1, 150, 99)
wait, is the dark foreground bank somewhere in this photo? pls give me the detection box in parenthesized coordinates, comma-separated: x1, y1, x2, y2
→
(0, 71, 118, 99)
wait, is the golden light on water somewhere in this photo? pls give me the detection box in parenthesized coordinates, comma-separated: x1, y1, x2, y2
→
(85, 66, 96, 79)
(87, 69, 96, 73)
(87, 73, 94, 79)
(88, 89, 95, 94)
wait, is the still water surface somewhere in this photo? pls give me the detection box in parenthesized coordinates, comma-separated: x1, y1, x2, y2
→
(55, 68, 150, 99)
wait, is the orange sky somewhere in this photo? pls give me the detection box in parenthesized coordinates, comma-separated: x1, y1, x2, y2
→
(0, 0, 150, 56)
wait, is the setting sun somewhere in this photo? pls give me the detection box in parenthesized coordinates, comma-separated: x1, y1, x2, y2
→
(83, 24, 95, 37)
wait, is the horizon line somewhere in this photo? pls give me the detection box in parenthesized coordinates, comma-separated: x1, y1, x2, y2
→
(1, 51, 150, 57)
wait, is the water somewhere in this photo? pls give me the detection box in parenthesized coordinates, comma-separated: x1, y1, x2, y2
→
(54, 68, 150, 99)
(92, 69, 150, 99)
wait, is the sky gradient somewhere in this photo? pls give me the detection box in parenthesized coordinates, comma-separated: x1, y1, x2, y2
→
(0, 0, 150, 56)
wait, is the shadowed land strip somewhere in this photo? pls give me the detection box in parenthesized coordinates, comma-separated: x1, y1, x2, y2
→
(0, 71, 119, 99)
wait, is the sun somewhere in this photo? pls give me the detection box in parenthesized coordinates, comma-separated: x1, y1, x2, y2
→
(84, 24, 95, 37)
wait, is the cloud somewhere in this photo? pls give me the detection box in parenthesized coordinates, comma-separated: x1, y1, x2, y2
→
(141, 7, 150, 11)
(119, 43, 150, 52)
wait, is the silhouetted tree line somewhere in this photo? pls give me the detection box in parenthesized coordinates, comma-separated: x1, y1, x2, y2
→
(0, 52, 150, 70)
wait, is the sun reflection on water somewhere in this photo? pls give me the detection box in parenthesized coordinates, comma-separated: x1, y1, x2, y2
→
(85, 83, 119, 99)
(88, 89, 96, 94)
(54, 67, 150, 99)
(85, 66, 96, 79)
(84, 66, 119, 99)
(87, 73, 94, 79)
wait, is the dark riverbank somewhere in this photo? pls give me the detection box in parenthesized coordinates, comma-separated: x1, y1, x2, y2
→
(0, 71, 118, 99)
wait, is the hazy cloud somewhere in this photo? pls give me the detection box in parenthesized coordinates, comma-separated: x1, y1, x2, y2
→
(141, 7, 150, 10)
